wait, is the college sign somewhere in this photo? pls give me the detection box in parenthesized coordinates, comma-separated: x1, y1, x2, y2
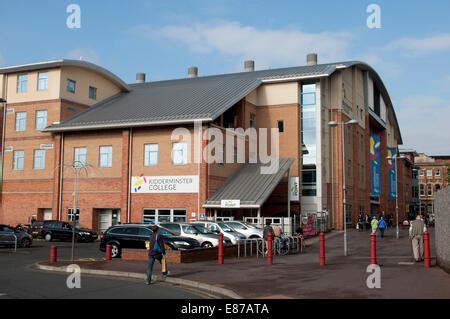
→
(370, 133, 381, 196)
(131, 175, 199, 193)
(290, 177, 299, 201)
(388, 147, 397, 199)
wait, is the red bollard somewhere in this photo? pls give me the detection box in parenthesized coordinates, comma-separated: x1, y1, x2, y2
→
(267, 231, 273, 265)
(105, 244, 112, 261)
(423, 231, 431, 268)
(50, 245, 57, 263)
(218, 232, 224, 264)
(319, 232, 325, 266)
(370, 233, 377, 265)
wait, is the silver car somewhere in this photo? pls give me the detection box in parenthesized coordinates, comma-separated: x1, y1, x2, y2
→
(159, 222, 231, 248)
(224, 221, 263, 239)
(191, 221, 246, 245)
(0, 224, 33, 248)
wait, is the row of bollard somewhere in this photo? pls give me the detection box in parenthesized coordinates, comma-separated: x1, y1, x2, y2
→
(49, 244, 113, 263)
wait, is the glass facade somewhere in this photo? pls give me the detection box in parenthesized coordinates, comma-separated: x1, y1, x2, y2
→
(301, 83, 317, 196)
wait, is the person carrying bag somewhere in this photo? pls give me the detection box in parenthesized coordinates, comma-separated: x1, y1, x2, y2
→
(146, 224, 168, 285)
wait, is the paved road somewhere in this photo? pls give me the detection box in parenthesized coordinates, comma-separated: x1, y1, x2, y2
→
(0, 240, 210, 299)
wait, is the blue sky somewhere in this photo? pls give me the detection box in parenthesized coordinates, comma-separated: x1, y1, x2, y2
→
(1, 0, 449, 154)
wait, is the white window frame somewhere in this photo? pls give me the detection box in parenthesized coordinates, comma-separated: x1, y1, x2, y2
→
(67, 208, 80, 222)
(172, 142, 188, 165)
(13, 150, 25, 170)
(144, 144, 158, 166)
(99, 146, 112, 168)
(35, 110, 47, 130)
(15, 112, 27, 132)
(74, 147, 87, 166)
(142, 208, 187, 224)
(427, 169, 432, 177)
(17, 74, 28, 93)
(419, 169, 424, 176)
(67, 79, 76, 93)
(37, 72, 48, 91)
(33, 149, 46, 170)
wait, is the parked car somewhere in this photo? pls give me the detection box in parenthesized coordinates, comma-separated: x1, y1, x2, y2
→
(99, 224, 201, 258)
(159, 222, 231, 248)
(30, 220, 44, 238)
(39, 220, 98, 242)
(0, 224, 33, 248)
(191, 221, 246, 244)
(224, 221, 263, 239)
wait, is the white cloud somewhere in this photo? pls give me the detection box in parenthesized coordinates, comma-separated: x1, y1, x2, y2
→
(140, 21, 352, 69)
(397, 95, 450, 154)
(388, 34, 450, 55)
(63, 48, 100, 64)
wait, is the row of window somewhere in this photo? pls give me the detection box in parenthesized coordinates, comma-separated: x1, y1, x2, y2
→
(13, 149, 46, 170)
(419, 184, 441, 196)
(419, 168, 441, 177)
(248, 112, 285, 133)
(15, 110, 47, 131)
(16, 72, 97, 100)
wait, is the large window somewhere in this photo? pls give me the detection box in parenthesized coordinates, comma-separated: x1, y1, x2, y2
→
(89, 86, 97, 100)
(142, 209, 187, 224)
(33, 149, 46, 169)
(15, 112, 27, 131)
(67, 208, 80, 222)
(172, 142, 188, 165)
(99, 146, 112, 168)
(37, 72, 48, 91)
(35, 110, 47, 130)
(13, 150, 25, 170)
(17, 74, 28, 93)
(144, 144, 158, 166)
(67, 79, 76, 93)
(301, 83, 317, 196)
(74, 147, 87, 166)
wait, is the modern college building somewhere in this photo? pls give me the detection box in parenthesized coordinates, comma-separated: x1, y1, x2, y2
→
(0, 54, 406, 233)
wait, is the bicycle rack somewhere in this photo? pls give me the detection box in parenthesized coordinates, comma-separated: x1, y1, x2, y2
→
(237, 236, 304, 258)
(237, 238, 265, 258)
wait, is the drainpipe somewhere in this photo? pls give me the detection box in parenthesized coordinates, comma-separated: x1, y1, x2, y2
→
(127, 128, 132, 223)
(58, 132, 64, 220)
(1, 75, 8, 213)
(197, 121, 202, 221)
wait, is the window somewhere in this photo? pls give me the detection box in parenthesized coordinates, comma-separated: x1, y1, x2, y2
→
(67, 208, 80, 222)
(277, 120, 284, 133)
(142, 209, 156, 224)
(74, 147, 87, 167)
(17, 74, 28, 93)
(172, 142, 188, 165)
(420, 184, 425, 196)
(436, 184, 441, 192)
(35, 110, 47, 130)
(435, 169, 441, 177)
(89, 86, 97, 100)
(37, 72, 48, 91)
(144, 144, 158, 166)
(15, 112, 27, 131)
(427, 169, 432, 177)
(67, 79, 76, 93)
(173, 210, 187, 223)
(301, 84, 316, 105)
(33, 150, 46, 169)
(99, 146, 112, 168)
(419, 169, 424, 176)
(142, 209, 186, 224)
(13, 150, 24, 170)
(250, 113, 256, 128)
(158, 209, 171, 223)
(427, 184, 433, 196)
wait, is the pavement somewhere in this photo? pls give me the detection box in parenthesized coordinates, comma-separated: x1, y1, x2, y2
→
(0, 240, 212, 299)
(34, 227, 450, 299)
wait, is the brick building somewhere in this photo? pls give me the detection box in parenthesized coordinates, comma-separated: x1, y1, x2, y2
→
(0, 55, 405, 232)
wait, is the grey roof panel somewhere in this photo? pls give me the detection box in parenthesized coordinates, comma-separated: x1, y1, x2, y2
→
(204, 158, 294, 208)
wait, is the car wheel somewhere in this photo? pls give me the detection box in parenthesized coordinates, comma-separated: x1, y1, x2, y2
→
(110, 243, 121, 258)
(44, 233, 52, 242)
(20, 238, 31, 248)
(201, 242, 213, 248)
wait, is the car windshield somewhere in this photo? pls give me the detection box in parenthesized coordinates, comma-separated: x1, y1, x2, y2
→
(192, 224, 212, 234)
(182, 225, 199, 234)
(227, 222, 246, 230)
(245, 223, 260, 229)
(218, 223, 233, 232)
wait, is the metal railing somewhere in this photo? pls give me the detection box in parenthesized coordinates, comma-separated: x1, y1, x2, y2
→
(236, 235, 304, 258)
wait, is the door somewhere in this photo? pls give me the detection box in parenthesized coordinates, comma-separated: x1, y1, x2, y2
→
(43, 209, 52, 221)
(99, 210, 113, 234)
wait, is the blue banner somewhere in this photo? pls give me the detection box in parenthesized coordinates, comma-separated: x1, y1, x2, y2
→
(370, 134, 381, 196)
(388, 147, 397, 199)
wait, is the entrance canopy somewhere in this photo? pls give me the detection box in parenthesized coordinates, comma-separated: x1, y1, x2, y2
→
(204, 158, 293, 209)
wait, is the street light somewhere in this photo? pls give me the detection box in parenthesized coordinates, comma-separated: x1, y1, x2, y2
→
(328, 118, 358, 256)
(386, 154, 406, 239)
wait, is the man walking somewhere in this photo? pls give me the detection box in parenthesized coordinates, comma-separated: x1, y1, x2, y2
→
(371, 216, 378, 234)
(378, 217, 387, 238)
(409, 214, 427, 262)
(146, 224, 168, 285)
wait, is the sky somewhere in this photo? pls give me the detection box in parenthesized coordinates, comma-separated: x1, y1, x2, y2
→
(0, 0, 449, 155)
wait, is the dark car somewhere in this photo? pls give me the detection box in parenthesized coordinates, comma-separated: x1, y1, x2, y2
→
(99, 224, 201, 258)
(0, 224, 33, 248)
(30, 220, 44, 238)
(40, 220, 98, 242)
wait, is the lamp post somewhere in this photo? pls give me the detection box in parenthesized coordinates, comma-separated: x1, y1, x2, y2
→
(328, 118, 358, 257)
(386, 154, 406, 239)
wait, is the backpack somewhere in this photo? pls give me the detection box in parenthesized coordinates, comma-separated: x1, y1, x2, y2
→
(152, 234, 163, 255)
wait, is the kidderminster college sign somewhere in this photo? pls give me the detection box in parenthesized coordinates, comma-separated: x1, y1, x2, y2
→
(131, 175, 199, 194)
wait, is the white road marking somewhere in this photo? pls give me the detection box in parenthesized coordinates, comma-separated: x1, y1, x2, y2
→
(398, 262, 415, 265)
(0, 293, 7, 297)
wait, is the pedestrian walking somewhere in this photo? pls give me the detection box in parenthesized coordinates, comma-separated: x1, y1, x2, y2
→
(371, 216, 378, 234)
(378, 217, 387, 238)
(146, 224, 168, 285)
(263, 220, 275, 240)
(357, 213, 365, 231)
(409, 214, 427, 262)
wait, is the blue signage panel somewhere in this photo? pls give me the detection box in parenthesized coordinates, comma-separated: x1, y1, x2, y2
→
(370, 134, 381, 196)
(388, 147, 397, 199)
